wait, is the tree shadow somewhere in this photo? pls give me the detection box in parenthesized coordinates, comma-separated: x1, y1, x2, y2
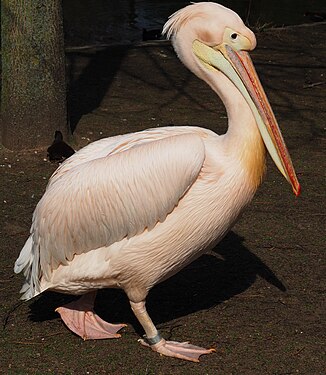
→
(29, 231, 285, 336)
(66, 45, 130, 133)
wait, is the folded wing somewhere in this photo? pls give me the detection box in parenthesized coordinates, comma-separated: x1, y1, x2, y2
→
(32, 133, 206, 279)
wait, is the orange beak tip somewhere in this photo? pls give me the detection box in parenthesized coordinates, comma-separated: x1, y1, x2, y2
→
(294, 183, 301, 197)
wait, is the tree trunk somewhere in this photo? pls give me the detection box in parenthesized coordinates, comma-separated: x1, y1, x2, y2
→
(1, 0, 69, 150)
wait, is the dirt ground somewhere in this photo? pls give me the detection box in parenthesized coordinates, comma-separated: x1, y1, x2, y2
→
(0, 23, 325, 374)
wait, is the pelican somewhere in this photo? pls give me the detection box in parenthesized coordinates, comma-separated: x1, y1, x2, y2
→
(14, 2, 300, 362)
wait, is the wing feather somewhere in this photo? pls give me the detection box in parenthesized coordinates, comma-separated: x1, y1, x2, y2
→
(33, 132, 206, 277)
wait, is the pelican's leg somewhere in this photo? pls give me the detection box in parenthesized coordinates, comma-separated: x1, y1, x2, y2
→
(56, 291, 126, 340)
(130, 301, 215, 362)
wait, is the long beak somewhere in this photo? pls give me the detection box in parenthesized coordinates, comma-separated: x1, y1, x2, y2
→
(193, 40, 300, 196)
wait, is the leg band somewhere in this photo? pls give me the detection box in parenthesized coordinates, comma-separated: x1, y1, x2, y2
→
(143, 331, 163, 345)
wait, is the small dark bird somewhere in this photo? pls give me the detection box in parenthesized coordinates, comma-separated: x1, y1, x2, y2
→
(47, 130, 75, 162)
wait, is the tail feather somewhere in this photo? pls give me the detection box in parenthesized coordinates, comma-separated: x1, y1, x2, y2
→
(14, 236, 33, 273)
(14, 235, 41, 300)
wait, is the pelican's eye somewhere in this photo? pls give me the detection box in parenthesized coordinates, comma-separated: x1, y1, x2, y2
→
(231, 33, 238, 40)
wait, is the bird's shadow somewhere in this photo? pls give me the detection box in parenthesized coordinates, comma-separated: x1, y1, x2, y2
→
(29, 231, 285, 336)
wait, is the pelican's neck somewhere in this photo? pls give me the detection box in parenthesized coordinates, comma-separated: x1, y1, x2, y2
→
(172, 36, 266, 189)
(207, 69, 266, 189)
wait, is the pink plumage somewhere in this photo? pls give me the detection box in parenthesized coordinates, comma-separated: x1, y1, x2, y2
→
(15, 2, 299, 362)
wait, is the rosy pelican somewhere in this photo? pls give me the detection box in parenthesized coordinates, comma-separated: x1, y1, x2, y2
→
(14, 2, 300, 362)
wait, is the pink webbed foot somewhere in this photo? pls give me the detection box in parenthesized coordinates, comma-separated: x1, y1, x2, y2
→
(139, 336, 215, 362)
(56, 297, 126, 340)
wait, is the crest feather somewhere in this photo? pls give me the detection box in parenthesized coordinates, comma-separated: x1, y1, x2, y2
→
(162, 2, 207, 39)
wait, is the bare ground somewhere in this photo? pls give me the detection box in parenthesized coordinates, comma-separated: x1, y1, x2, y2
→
(0, 23, 325, 374)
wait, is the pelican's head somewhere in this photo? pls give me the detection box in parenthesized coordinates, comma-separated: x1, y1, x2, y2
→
(163, 2, 300, 196)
